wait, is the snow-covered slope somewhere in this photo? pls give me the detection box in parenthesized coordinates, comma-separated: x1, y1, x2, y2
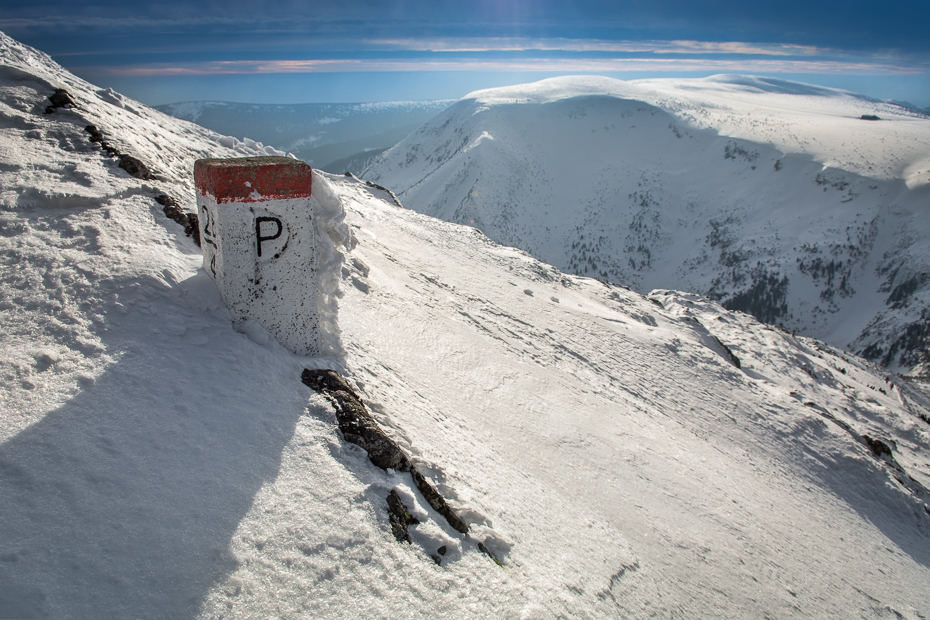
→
(3, 32, 930, 619)
(364, 75, 930, 376)
(0, 30, 292, 433)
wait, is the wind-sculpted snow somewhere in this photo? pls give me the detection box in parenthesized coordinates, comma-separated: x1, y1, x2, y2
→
(364, 75, 930, 376)
(2, 32, 930, 619)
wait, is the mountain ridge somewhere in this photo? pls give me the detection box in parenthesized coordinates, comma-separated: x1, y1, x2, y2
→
(365, 75, 930, 376)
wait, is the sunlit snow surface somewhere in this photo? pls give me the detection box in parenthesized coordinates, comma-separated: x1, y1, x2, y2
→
(365, 75, 930, 376)
(2, 32, 930, 619)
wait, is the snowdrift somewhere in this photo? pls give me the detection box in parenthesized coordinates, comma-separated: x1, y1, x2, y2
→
(2, 31, 930, 619)
(364, 75, 930, 377)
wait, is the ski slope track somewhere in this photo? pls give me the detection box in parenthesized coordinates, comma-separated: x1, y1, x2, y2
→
(365, 75, 930, 378)
(2, 31, 930, 619)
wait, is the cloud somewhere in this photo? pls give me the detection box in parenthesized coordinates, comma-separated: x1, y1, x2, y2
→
(366, 37, 827, 57)
(94, 55, 927, 77)
(0, 16, 239, 29)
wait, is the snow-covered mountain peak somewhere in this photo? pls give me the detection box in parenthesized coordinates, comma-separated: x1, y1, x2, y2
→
(463, 75, 643, 105)
(366, 74, 930, 377)
(462, 73, 858, 106)
(682, 74, 855, 97)
(634, 74, 930, 186)
(457, 74, 930, 186)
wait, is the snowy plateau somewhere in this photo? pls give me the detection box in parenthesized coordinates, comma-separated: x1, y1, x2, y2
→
(1, 30, 930, 620)
(364, 75, 930, 378)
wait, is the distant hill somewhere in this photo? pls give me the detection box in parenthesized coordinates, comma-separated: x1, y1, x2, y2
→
(155, 100, 452, 171)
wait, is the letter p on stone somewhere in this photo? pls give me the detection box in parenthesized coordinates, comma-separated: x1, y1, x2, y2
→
(194, 156, 324, 355)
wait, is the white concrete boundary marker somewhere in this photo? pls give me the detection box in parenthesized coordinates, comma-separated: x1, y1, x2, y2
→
(194, 156, 323, 355)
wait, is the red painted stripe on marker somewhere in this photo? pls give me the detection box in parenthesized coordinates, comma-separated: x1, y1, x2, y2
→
(195, 157, 313, 203)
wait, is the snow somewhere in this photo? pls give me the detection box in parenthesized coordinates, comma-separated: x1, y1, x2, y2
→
(460, 74, 930, 186)
(310, 173, 356, 357)
(2, 31, 930, 619)
(364, 75, 930, 376)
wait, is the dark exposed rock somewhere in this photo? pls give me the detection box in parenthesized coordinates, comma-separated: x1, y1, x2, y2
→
(85, 125, 104, 143)
(477, 541, 504, 567)
(437, 545, 447, 556)
(84, 125, 120, 157)
(185, 214, 200, 246)
(860, 114, 881, 121)
(117, 153, 156, 180)
(155, 195, 201, 246)
(804, 402, 930, 503)
(301, 368, 469, 534)
(44, 88, 76, 113)
(712, 335, 741, 369)
(863, 435, 893, 459)
(84, 125, 156, 179)
(301, 368, 408, 471)
(691, 316, 742, 370)
(409, 466, 469, 534)
(386, 489, 419, 544)
(85, 124, 121, 156)
(363, 179, 403, 208)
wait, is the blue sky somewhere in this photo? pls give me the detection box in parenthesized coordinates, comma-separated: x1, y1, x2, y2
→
(2, 0, 928, 106)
